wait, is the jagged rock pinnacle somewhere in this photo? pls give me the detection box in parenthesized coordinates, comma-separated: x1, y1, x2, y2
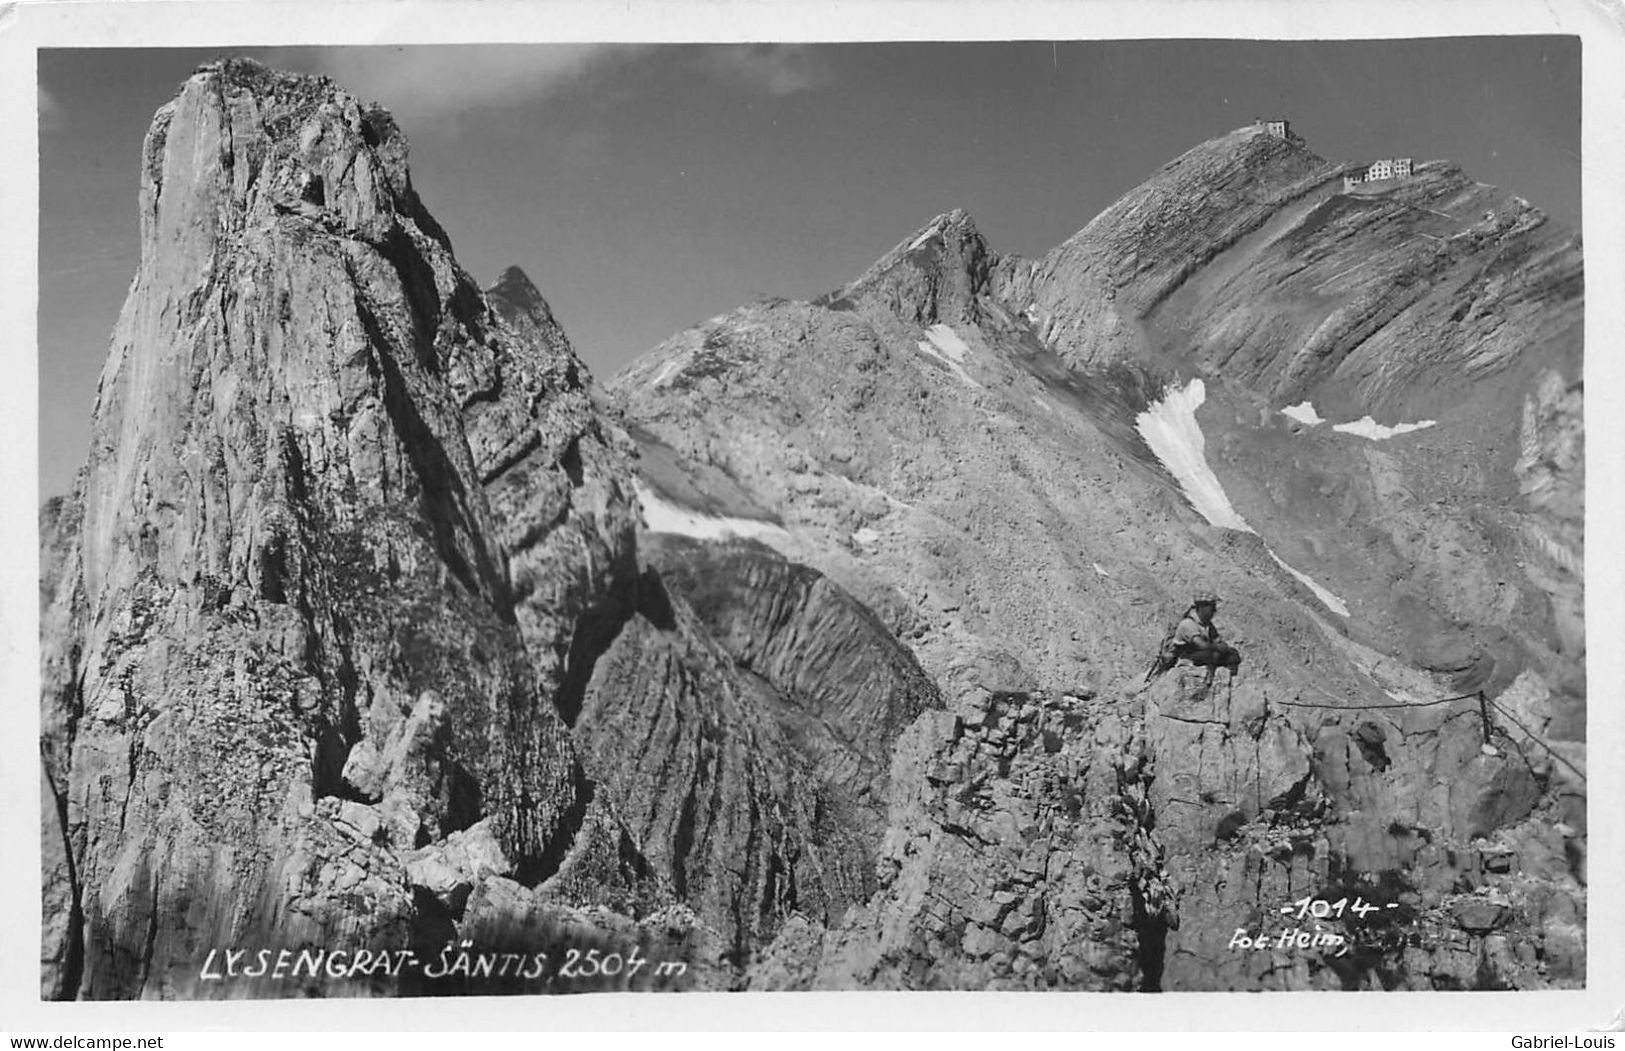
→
(43, 57, 638, 998)
(833, 207, 992, 325)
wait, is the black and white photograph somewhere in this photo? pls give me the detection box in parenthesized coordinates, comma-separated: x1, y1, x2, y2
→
(4, 0, 1623, 1033)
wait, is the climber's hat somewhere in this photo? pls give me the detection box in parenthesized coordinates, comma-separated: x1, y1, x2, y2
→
(1193, 591, 1220, 607)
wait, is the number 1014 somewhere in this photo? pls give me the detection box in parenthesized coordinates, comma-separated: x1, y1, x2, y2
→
(1281, 895, 1391, 921)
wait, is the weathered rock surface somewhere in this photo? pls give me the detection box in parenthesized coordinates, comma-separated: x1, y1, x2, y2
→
(570, 533, 938, 961)
(40, 58, 632, 998)
(644, 535, 937, 812)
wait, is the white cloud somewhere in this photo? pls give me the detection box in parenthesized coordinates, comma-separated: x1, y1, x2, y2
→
(264, 44, 645, 124)
(251, 43, 828, 129)
(695, 43, 832, 96)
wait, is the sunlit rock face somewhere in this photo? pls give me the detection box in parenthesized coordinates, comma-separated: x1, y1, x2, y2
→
(41, 58, 638, 999)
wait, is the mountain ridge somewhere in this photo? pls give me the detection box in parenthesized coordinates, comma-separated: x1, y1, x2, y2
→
(606, 117, 1583, 990)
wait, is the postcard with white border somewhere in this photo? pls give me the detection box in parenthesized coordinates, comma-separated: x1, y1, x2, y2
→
(3, 0, 1622, 1034)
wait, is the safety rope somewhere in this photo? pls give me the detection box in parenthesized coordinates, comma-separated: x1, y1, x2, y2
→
(1486, 697, 1588, 784)
(1272, 687, 1483, 711)
(1268, 682, 1587, 784)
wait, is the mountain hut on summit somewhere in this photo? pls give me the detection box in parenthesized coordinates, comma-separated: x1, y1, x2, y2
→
(1250, 118, 1414, 192)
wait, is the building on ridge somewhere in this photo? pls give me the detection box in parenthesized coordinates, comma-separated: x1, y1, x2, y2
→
(1343, 157, 1415, 192)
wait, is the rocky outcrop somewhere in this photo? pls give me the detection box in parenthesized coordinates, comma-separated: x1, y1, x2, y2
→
(40, 58, 630, 998)
(797, 686, 1158, 991)
(570, 533, 939, 961)
(1142, 667, 1582, 990)
(40, 493, 87, 999)
(822, 208, 993, 327)
(645, 535, 938, 811)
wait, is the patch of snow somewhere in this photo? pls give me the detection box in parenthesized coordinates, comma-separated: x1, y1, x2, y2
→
(1092, 562, 1110, 578)
(923, 324, 971, 362)
(1135, 379, 1252, 532)
(1332, 415, 1436, 440)
(915, 324, 978, 387)
(1267, 549, 1350, 617)
(907, 228, 937, 251)
(650, 354, 688, 387)
(1136, 379, 1349, 617)
(634, 480, 787, 542)
(1281, 401, 1325, 426)
(853, 526, 881, 547)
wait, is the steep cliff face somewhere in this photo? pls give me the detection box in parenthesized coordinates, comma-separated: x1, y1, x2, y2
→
(42, 59, 623, 998)
(570, 536, 931, 961)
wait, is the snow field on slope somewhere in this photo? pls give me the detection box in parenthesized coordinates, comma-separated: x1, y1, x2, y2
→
(1332, 415, 1437, 440)
(1280, 401, 1326, 426)
(634, 479, 789, 542)
(1278, 399, 1436, 439)
(1136, 379, 1251, 531)
(1138, 379, 1349, 617)
(1267, 552, 1351, 617)
(915, 324, 979, 387)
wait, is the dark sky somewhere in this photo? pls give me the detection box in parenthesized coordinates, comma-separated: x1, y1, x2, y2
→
(37, 38, 1581, 497)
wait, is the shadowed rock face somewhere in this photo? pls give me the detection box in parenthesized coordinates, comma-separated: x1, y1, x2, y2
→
(563, 535, 941, 960)
(644, 535, 939, 811)
(44, 66, 1582, 997)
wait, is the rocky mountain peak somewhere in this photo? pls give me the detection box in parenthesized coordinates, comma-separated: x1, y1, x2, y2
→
(825, 206, 993, 325)
(481, 265, 574, 395)
(141, 59, 440, 257)
(86, 57, 499, 616)
(43, 59, 650, 998)
(487, 264, 557, 327)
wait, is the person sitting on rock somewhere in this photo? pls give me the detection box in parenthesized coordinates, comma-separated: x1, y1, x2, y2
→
(1174, 591, 1242, 684)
